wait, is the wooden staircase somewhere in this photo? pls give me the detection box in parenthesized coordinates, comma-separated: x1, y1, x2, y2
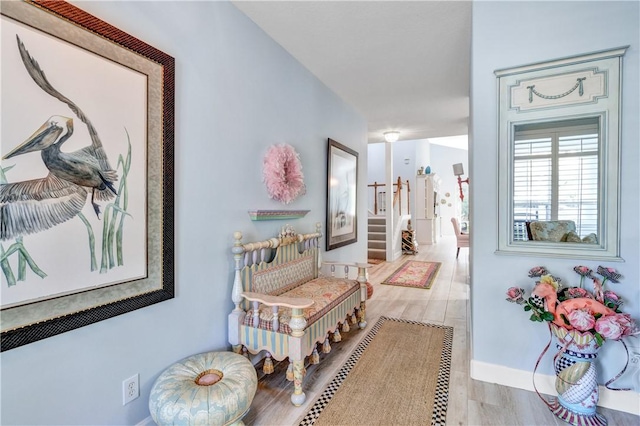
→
(367, 176, 412, 262)
(367, 217, 386, 260)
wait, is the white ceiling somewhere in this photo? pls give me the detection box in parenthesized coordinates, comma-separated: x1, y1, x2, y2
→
(232, 0, 472, 144)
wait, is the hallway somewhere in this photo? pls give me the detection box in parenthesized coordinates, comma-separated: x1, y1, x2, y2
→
(245, 236, 638, 425)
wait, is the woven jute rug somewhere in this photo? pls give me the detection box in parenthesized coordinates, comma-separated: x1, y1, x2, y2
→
(381, 260, 442, 289)
(299, 316, 453, 426)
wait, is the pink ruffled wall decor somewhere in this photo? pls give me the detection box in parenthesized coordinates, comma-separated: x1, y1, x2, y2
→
(262, 143, 306, 204)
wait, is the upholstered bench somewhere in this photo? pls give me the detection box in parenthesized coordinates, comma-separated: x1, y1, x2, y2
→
(240, 276, 360, 334)
(149, 351, 257, 426)
(228, 224, 368, 406)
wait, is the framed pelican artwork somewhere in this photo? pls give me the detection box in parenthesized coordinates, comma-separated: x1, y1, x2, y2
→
(0, 1, 175, 351)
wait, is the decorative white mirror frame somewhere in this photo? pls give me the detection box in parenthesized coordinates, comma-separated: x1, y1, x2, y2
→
(495, 46, 628, 260)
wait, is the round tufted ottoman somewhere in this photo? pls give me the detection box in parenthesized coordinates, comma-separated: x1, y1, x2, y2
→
(149, 351, 257, 426)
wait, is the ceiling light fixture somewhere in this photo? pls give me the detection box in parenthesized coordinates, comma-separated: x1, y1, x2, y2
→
(383, 131, 400, 143)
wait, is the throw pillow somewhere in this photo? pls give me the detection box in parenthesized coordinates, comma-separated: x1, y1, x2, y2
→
(562, 231, 582, 243)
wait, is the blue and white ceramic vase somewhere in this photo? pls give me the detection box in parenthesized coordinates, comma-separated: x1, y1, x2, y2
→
(548, 324, 607, 426)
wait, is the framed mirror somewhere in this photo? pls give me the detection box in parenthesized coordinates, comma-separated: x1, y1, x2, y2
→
(496, 46, 627, 260)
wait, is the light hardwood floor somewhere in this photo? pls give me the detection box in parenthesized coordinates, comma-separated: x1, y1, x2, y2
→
(244, 236, 639, 425)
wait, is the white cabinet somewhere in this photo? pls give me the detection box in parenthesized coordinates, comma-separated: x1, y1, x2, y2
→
(415, 174, 440, 245)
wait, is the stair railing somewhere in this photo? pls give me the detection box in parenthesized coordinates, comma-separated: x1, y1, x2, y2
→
(368, 177, 411, 216)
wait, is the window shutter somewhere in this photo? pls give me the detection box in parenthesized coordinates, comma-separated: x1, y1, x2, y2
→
(512, 122, 599, 240)
(557, 134, 599, 236)
(513, 137, 552, 223)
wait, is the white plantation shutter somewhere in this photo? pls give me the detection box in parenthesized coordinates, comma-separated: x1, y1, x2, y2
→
(513, 119, 599, 240)
(557, 134, 599, 235)
(513, 137, 552, 223)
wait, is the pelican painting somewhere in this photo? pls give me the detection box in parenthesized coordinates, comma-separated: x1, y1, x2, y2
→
(0, 36, 118, 241)
(0, 30, 145, 300)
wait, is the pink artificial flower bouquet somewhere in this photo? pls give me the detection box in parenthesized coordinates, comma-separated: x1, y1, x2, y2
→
(506, 266, 638, 346)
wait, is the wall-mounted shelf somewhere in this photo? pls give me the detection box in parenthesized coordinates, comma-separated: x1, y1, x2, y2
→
(248, 210, 310, 221)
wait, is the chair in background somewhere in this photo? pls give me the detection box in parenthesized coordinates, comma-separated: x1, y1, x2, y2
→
(451, 217, 469, 259)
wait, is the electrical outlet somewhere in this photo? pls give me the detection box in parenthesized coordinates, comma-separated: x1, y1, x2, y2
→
(628, 346, 640, 392)
(629, 346, 640, 370)
(122, 374, 139, 405)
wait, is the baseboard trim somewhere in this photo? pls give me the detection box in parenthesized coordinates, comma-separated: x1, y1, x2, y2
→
(470, 360, 639, 414)
(137, 416, 155, 426)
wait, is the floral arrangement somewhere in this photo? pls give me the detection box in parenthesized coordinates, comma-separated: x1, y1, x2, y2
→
(506, 266, 638, 346)
(262, 144, 306, 204)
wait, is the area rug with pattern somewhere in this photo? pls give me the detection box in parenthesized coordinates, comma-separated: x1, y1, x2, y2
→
(299, 316, 452, 426)
(380, 260, 441, 289)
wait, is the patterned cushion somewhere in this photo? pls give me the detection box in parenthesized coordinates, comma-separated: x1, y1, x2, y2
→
(562, 230, 582, 243)
(243, 276, 360, 334)
(562, 231, 599, 244)
(529, 220, 576, 242)
(252, 256, 315, 295)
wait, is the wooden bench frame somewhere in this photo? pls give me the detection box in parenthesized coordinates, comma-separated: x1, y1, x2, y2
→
(228, 224, 368, 405)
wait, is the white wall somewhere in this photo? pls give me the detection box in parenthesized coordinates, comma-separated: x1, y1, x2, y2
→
(367, 143, 385, 186)
(0, 1, 367, 424)
(471, 0, 639, 393)
(367, 142, 385, 214)
(429, 144, 468, 236)
(367, 140, 467, 228)
(392, 139, 419, 184)
(367, 140, 418, 216)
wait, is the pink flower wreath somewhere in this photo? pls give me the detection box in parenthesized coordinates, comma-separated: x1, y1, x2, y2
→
(262, 144, 306, 204)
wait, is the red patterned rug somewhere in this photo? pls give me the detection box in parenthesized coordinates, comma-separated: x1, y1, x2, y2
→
(381, 260, 441, 289)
